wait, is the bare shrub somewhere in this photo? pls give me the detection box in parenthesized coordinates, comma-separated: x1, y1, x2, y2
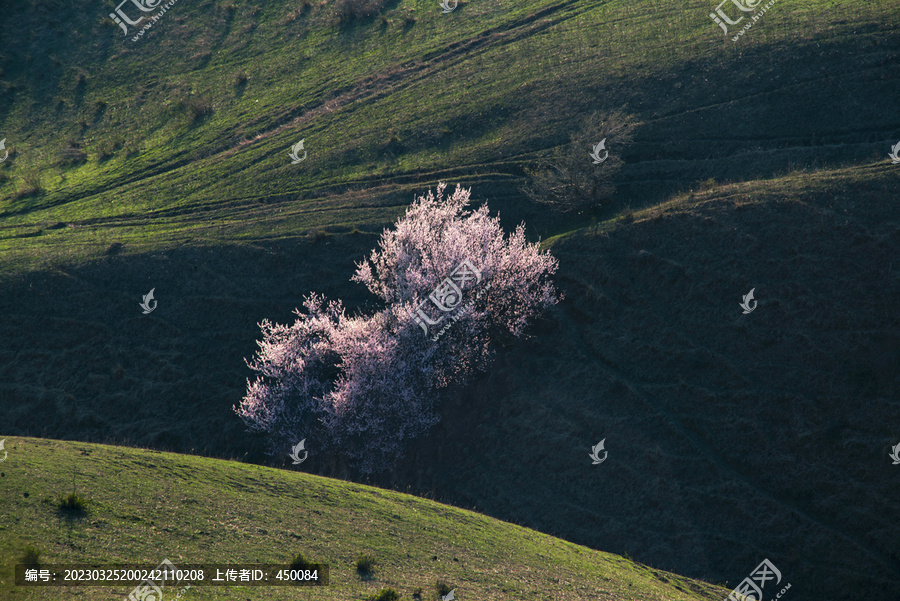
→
(17, 170, 44, 198)
(521, 110, 637, 214)
(334, 0, 387, 22)
(58, 142, 87, 167)
(182, 96, 213, 124)
(231, 69, 248, 87)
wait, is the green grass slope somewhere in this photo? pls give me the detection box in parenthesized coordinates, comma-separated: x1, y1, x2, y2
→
(0, 0, 898, 271)
(0, 436, 729, 601)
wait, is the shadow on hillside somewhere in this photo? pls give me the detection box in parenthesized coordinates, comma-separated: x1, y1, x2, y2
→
(371, 164, 900, 600)
(0, 164, 898, 601)
(0, 233, 377, 466)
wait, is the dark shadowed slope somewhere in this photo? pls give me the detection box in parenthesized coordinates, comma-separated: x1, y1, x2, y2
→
(384, 162, 900, 600)
(2, 162, 897, 600)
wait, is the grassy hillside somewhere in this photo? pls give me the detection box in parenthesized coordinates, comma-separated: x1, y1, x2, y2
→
(1, 0, 899, 600)
(0, 436, 729, 601)
(0, 0, 897, 272)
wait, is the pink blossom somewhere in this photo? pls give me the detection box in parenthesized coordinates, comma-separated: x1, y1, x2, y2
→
(235, 184, 560, 472)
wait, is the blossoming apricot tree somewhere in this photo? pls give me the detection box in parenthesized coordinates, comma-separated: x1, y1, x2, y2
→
(235, 183, 560, 472)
